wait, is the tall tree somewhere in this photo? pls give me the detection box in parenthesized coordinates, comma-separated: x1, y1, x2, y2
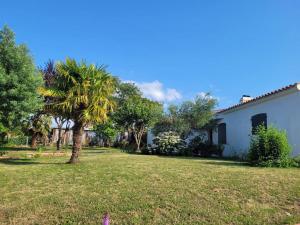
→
(40, 60, 70, 151)
(153, 93, 217, 137)
(0, 25, 43, 141)
(39, 58, 117, 163)
(115, 82, 142, 102)
(114, 96, 163, 151)
(152, 104, 188, 136)
(179, 93, 217, 132)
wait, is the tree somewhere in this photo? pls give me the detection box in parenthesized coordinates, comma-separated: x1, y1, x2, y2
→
(153, 93, 217, 137)
(39, 58, 117, 163)
(112, 82, 143, 145)
(40, 60, 71, 151)
(114, 96, 163, 151)
(26, 112, 52, 148)
(0, 25, 43, 141)
(152, 104, 188, 136)
(115, 82, 142, 102)
(94, 119, 118, 147)
(179, 93, 217, 132)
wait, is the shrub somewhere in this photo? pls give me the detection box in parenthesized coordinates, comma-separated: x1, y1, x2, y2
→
(2, 135, 28, 146)
(248, 125, 292, 167)
(188, 136, 223, 157)
(293, 156, 300, 167)
(151, 131, 187, 155)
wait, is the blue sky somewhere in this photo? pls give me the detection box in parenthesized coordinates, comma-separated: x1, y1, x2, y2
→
(1, 0, 300, 109)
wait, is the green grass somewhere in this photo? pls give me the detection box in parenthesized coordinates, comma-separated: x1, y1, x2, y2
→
(0, 148, 299, 225)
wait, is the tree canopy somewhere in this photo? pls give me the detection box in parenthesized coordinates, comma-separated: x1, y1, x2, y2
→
(0, 25, 43, 138)
(94, 119, 119, 147)
(39, 58, 117, 163)
(153, 93, 217, 137)
(114, 95, 163, 150)
(40, 60, 71, 150)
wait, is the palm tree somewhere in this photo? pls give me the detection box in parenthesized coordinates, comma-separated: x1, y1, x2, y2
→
(27, 113, 52, 148)
(40, 60, 71, 151)
(39, 58, 117, 163)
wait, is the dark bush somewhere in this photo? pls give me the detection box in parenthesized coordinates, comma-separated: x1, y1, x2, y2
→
(293, 156, 300, 167)
(248, 125, 293, 167)
(188, 136, 223, 157)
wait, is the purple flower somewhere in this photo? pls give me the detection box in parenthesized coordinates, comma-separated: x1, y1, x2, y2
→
(103, 213, 110, 225)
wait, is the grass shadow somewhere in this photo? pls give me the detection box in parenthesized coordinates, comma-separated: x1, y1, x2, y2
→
(152, 154, 251, 167)
(0, 158, 65, 166)
(0, 146, 35, 151)
(200, 160, 250, 167)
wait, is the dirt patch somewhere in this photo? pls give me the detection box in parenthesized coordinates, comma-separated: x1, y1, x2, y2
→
(0, 152, 70, 160)
(41, 152, 69, 157)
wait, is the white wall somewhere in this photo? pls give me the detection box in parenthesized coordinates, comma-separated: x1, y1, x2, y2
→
(214, 90, 300, 157)
(147, 129, 156, 145)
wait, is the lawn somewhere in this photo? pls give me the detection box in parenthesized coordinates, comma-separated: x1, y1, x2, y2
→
(0, 148, 299, 225)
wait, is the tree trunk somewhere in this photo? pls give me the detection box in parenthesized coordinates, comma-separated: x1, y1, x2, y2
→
(135, 134, 141, 151)
(0, 133, 6, 144)
(134, 126, 144, 152)
(56, 126, 62, 151)
(31, 133, 38, 149)
(68, 121, 83, 164)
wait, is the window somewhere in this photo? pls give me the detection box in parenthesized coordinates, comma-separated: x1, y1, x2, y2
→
(251, 113, 267, 134)
(218, 123, 227, 144)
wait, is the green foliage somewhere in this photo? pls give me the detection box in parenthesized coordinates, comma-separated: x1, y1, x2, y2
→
(94, 120, 119, 146)
(153, 93, 217, 137)
(152, 104, 189, 136)
(116, 82, 142, 102)
(179, 94, 217, 132)
(40, 60, 71, 125)
(3, 135, 28, 146)
(26, 113, 52, 137)
(293, 156, 300, 167)
(0, 25, 43, 136)
(114, 96, 163, 150)
(248, 125, 293, 167)
(39, 58, 117, 125)
(150, 131, 187, 155)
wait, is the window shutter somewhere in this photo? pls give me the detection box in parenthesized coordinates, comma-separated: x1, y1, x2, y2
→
(251, 113, 267, 134)
(218, 123, 227, 144)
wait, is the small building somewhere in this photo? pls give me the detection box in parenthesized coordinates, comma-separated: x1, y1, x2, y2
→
(213, 82, 300, 157)
(51, 127, 96, 146)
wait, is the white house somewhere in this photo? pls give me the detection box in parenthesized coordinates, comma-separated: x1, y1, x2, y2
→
(213, 82, 300, 157)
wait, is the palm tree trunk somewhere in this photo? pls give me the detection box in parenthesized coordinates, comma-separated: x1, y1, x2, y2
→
(57, 126, 62, 151)
(68, 121, 83, 164)
(31, 133, 38, 149)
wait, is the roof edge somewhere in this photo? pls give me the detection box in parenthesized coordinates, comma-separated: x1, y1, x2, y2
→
(218, 82, 300, 114)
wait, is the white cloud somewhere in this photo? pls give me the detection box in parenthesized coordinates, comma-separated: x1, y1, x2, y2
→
(124, 80, 182, 102)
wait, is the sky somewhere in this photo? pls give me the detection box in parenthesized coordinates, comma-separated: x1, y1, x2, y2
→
(1, 0, 300, 109)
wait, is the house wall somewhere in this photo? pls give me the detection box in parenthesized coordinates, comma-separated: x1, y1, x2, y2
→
(213, 90, 300, 157)
(147, 130, 156, 146)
